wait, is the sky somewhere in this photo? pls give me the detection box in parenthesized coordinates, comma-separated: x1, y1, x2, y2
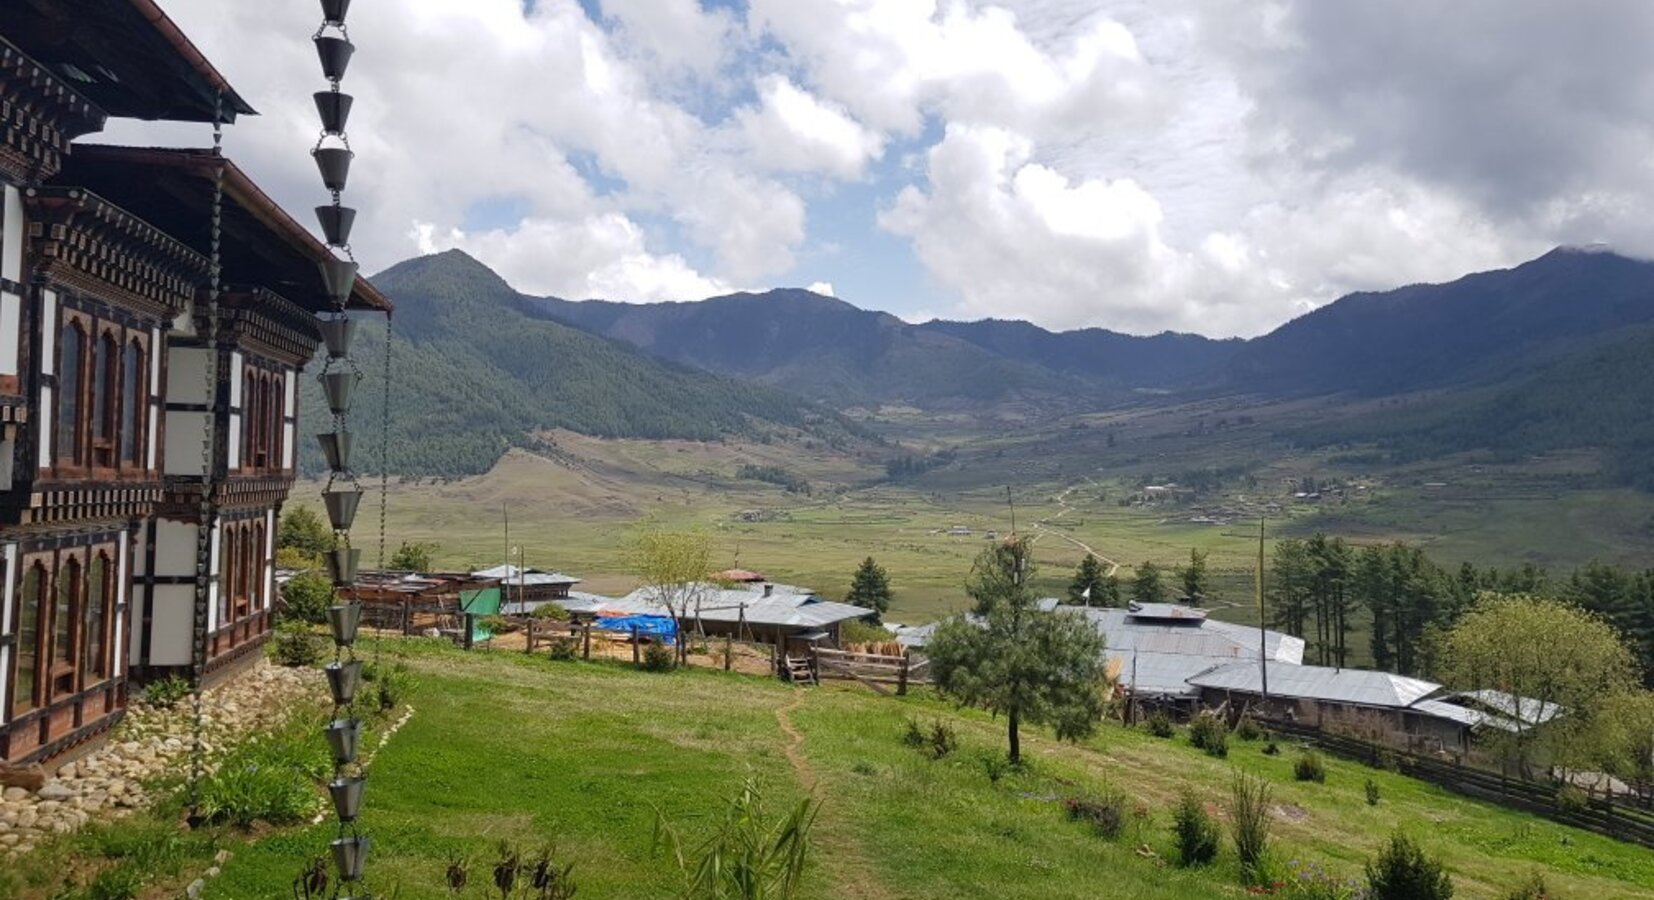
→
(100, 1, 1654, 338)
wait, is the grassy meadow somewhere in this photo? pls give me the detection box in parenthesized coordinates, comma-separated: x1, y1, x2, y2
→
(14, 642, 1652, 898)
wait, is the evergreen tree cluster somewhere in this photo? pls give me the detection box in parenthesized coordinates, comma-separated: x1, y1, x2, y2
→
(845, 557, 893, 623)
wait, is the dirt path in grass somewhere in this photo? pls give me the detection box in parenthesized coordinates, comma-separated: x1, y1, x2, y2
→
(1032, 482, 1119, 576)
(774, 691, 903, 900)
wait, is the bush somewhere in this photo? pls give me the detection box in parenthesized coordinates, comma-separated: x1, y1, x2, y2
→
(270, 622, 323, 668)
(480, 614, 521, 635)
(1283, 859, 1366, 900)
(531, 603, 571, 621)
(1145, 710, 1175, 738)
(197, 717, 329, 828)
(88, 865, 143, 900)
(1366, 831, 1454, 900)
(1263, 741, 1282, 756)
(1295, 751, 1327, 783)
(1235, 714, 1263, 742)
(980, 751, 1009, 784)
(141, 674, 193, 709)
(279, 571, 334, 625)
(546, 638, 578, 661)
(642, 640, 676, 672)
(1172, 792, 1220, 866)
(1230, 770, 1273, 877)
(928, 721, 957, 760)
(1189, 712, 1229, 757)
(1365, 779, 1381, 806)
(367, 660, 417, 712)
(839, 618, 895, 646)
(1065, 788, 1129, 839)
(902, 718, 927, 749)
(1374, 749, 1399, 772)
(1555, 785, 1588, 815)
(1502, 873, 1559, 900)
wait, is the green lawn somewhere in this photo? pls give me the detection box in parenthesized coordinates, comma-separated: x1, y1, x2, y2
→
(176, 643, 1654, 899)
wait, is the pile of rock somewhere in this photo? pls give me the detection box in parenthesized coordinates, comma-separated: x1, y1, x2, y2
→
(0, 661, 325, 856)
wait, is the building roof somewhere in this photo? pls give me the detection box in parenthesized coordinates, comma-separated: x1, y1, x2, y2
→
(471, 564, 581, 586)
(712, 568, 766, 583)
(1438, 690, 1563, 726)
(1409, 699, 1521, 733)
(1187, 661, 1441, 710)
(1, 0, 255, 122)
(1078, 605, 1304, 699)
(598, 583, 871, 631)
(53, 146, 391, 313)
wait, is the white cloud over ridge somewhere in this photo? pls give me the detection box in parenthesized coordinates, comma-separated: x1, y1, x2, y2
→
(95, 0, 1654, 336)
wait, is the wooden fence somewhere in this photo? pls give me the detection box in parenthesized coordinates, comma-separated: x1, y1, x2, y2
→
(813, 648, 928, 696)
(1262, 718, 1654, 848)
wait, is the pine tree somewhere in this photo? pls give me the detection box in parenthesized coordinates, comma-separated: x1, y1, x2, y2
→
(1068, 554, 1112, 606)
(1132, 561, 1167, 606)
(1178, 549, 1209, 605)
(845, 556, 893, 623)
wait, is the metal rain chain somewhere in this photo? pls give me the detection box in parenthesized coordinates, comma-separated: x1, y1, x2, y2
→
(311, 0, 370, 895)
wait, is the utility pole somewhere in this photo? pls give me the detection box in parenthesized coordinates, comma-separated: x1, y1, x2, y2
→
(1258, 515, 1269, 703)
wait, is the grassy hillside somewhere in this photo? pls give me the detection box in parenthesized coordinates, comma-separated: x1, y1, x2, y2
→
(187, 644, 1654, 898)
(297, 252, 871, 477)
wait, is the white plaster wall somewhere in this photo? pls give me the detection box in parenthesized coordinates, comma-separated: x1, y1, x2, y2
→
(148, 585, 194, 667)
(0, 291, 18, 376)
(2, 185, 22, 282)
(114, 537, 128, 672)
(228, 352, 243, 407)
(37, 385, 51, 462)
(153, 520, 198, 576)
(166, 347, 209, 406)
(147, 414, 159, 470)
(283, 422, 295, 469)
(208, 521, 221, 631)
(227, 412, 240, 471)
(284, 370, 296, 416)
(148, 328, 161, 394)
(263, 509, 276, 609)
(163, 411, 207, 476)
(0, 543, 16, 715)
(40, 291, 55, 376)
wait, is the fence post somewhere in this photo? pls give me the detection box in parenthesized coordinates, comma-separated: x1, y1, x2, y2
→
(632, 625, 640, 667)
(897, 654, 909, 696)
(583, 622, 591, 660)
(401, 599, 411, 636)
(463, 613, 475, 650)
(770, 641, 779, 679)
(526, 619, 536, 654)
(724, 633, 733, 672)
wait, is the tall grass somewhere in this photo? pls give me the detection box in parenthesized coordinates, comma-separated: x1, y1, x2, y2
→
(1229, 770, 1273, 879)
(654, 779, 819, 900)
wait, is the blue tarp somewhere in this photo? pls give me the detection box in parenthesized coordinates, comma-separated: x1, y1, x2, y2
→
(594, 615, 678, 645)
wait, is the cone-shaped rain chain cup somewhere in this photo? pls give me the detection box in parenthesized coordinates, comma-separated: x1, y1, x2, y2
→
(326, 547, 362, 586)
(326, 718, 363, 765)
(315, 91, 353, 134)
(329, 775, 366, 822)
(316, 205, 356, 247)
(326, 659, 364, 705)
(316, 36, 355, 82)
(322, 0, 352, 25)
(327, 601, 364, 646)
(324, 486, 364, 531)
(319, 314, 356, 357)
(322, 369, 360, 415)
(318, 431, 354, 472)
(331, 835, 372, 882)
(314, 146, 353, 193)
(319, 260, 359, 309)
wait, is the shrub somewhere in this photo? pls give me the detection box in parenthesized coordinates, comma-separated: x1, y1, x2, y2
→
(902, 718, 927, 748)
(1365, 779, 1381, 806)
(1064, 789, 1129, 839)
(1145, 710, 1175, 738)
(1263, 741, 1281, 756)
(1235, 714, 1263, 742)
(1172, 792, 1220, 866)
(928, 721, 957, 760)
(546, 637, 578, 661)
(1366, 831, 1453, 900)
(1295, 751, 1327, 783)
(480, 614, 521, 635)
(142, 674, 193, 709)
(981, 752, 1008, 784)
(270, 622, 323, 668)
(1502, 873, 1559, 900)
(642, 641, 676, 672)
(1230, 770, 1273, 877)
(279, 570, 334, 625)
(839, 618, 895, 646)
(655, 779, 817, 900)
(197, 718, 329, 828)
(369, 661, 417, 712)
(1190, 712, 1229, 757)
(88, 865, 143, 900)
(1284, 859, 1366, 900)
(531, 603, 571, 621)
(1374, 749, 1399, 772)
(1555, 785, 1588, 815)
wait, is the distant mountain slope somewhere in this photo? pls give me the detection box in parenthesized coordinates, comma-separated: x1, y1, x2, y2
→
(531, 290, 1084, 410)
(1227, 247, 1654, 395)
(917, 318, 1242, 389)
(300, 251, 868, 476)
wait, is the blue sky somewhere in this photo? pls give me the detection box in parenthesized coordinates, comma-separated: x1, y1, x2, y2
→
(117, 1, 1654, 337)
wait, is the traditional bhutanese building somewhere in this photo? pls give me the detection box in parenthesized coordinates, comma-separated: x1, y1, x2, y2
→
(0, 1, 389, 767)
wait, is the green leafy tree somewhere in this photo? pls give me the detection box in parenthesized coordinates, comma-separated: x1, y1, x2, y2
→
(1131, 561, 1166, 606)
(630, 521, 713, 665)
(845, 556, 893, 622)
(277, 507, 334, 558)
(279, 570, 335, 625)
(1068, 554, 1115, 606)
(389, 541, 438, 572)
(1178, 549, 1209, 605)
(1439, 593, 1638, 776)
(1591, 690, 1654, 797)
(926, 538, 1109, 763)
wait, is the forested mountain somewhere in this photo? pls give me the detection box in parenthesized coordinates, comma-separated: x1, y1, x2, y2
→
(1226, 246, 1654, 395)
(296, 251, 868, 476)
(531, 289, 1085, 410)
(916, 318, 1241, 389)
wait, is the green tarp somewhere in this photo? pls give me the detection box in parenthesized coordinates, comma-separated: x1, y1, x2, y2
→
(459, 586, 502, 642)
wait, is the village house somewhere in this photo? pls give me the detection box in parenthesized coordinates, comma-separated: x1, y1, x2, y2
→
(0, 0, 388, 767)
(572, 581, 872, 656)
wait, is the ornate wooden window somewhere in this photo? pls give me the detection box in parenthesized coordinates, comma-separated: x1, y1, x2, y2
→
(236, 523, 253, 618)
(267, 376, 283, 469)
(57, 321, 85, 464)
(92, 332, 118, 468)
(10, 564, 45, 716)
(50, 557, 80, 697)
(122, 340, 144, 467)
(84, 553, 111, 682)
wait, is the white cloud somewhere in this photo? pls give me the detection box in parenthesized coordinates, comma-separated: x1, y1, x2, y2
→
(736, 76, 885, 179)
(595, 0, 737, 81)
(806, 281, 837, 297)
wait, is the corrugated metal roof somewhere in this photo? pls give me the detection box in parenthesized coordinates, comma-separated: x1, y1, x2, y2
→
(1409, 699, 1520, 733)
(1187, 662, 1440, 709)
(1125, 602, 1209, 621)
(472, 564, 581, 585)
(1439, 690, 1562, 726)
(1078, 606, 1304, 700)
(602, 583, 871, 630)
